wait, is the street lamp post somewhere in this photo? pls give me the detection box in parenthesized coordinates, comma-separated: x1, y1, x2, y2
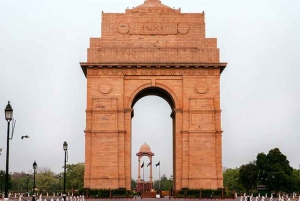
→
(4, 101, 13, 201)
(63, 142, 68, 201)
(32, 161, 37, 201)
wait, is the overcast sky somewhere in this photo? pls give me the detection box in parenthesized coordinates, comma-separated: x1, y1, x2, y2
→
(0, 0, 299, 182)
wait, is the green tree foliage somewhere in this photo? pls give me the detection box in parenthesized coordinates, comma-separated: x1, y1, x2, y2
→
(0, 170, 13, 192)
(10, 171, 30, 192)
(3, 163, 85, 194)
(131, 179, 137, 190)
(0, 170, 4, 192)
(223, 168, 244, 193)
(65, 163, 84, 193)
(291, 169, 300, 191)
(256, 148, 294, 192)
(153, 174, 173, 190)
(36, 167, 59, 193)
(239, 162, 258, 194)
(223, 148, 299, 194)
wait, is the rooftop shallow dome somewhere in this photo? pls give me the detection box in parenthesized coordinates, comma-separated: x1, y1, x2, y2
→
(139, 143, 152, 153)
(133, 0, 175, 13)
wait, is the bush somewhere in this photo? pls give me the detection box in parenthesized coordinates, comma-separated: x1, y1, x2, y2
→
(175, 188, 226, 198)
(88, 189, 110, 198)
(201, 189, 222, 198)
(98, 189, 110, 198)
(87, 188, 133, 198)
(88, 189, 98, 198)
(225, 190, 234, 198)
(112, 189, 132, 197)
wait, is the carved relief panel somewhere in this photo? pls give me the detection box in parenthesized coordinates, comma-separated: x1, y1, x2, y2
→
(92, 98, 118, 131)
(93, 98, 117, 110)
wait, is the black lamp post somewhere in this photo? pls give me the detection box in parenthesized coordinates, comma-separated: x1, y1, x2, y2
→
(63, 142, 68, 201)
(26, 174, 29, 194)
(58, 174, 61, 195)
(4, 101, 13, 201)
(32, 161, 37, 201)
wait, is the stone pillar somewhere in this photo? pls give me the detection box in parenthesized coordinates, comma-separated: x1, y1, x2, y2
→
(174, 109, 183, 191)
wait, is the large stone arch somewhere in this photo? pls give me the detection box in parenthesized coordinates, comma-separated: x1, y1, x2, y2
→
(128, 85, 178, 109)
(80, 0, 227, 191)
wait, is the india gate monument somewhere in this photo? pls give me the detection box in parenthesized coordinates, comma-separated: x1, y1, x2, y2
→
(80, 0, 227, 191)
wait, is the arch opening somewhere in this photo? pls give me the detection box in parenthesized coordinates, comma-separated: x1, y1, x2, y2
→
(131, 87, 175, 193)
(131, 87, 175, 109)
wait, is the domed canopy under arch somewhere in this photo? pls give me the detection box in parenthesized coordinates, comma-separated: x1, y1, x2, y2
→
(136, 143, 155, 187)
(136, 142, 154, 156)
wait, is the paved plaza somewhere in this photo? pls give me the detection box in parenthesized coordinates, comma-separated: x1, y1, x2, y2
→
(1, 198, 294, 201)
(3, 199, 237, 201)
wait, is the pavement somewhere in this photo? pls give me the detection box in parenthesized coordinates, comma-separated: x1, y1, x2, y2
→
(0, 197, 292, 201)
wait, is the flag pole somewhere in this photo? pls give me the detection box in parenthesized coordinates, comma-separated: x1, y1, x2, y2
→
(143, 162, 145, 193)
(159, 161, 161, 191)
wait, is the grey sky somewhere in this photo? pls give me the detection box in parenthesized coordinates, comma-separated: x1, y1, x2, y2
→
(0, 0, 299, 181)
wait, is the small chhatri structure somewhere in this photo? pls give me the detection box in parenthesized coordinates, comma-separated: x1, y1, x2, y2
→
(136, 143, 154, 193)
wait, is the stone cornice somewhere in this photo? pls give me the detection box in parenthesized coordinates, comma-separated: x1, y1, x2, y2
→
(84, 130, 126, 134)
(181, 130, 223, 134)
(80, 62, 227, 77)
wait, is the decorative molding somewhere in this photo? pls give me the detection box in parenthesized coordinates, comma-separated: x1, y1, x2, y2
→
(80, 62, 227, 77)
(195, 82, 208, 94)
(177, 23, 190, 35)
(87, 68, 218, 77)
(118, 23, 130, 34)
(99, 83, 112, 94)
(89, 130, 126, 134)
(188, 130, 217, 134)
(181, 130, 218, 134)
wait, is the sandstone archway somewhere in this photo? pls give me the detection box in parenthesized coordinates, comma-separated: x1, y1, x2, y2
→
(80, 0, 226, 191)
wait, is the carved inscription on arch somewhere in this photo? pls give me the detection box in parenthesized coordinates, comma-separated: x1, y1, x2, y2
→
(92, 98, 118, 130)
(123, 23, 190, 35)
(93, 98, 117, 110)
(130, 23, 178, 35)
(94, 113, 117, 129)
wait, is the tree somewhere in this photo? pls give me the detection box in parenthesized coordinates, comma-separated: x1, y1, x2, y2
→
(256, 148, 294, 193)
(291, 169, 300, 191)
(36, 167, 58, 193)
(65, 163, 84, 193)
(223, 168, 244, 193)
(131, 179, 137, 190)
(154, 174, 173, 190)
(10, 171, 29, 192)
(0, 170, 7, 192)
(0, 170, 13, 192)
(239, 162, 258, 194)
